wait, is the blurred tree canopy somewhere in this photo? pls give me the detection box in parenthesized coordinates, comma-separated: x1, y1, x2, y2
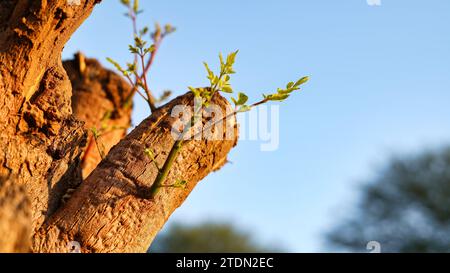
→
(327, 147, 450, 253)
(149, 222, 276, 253)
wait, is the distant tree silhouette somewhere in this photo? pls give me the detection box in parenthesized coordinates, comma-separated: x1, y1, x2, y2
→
(149, 222, 276, 253)
(327, 147, 450, 253)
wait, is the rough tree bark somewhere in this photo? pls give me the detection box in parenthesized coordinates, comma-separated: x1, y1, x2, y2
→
(64, 53, 133, 178)
(0, 0, 238, 253)
(0, 176, 31, 252)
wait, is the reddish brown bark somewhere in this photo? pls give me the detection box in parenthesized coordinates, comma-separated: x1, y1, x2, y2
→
(0, 0, 238, 253)
(65, 53, 133, 178)
(0, 0, 99, 237)
(0, 176, 31, 252)
(33, 93, 237, 253)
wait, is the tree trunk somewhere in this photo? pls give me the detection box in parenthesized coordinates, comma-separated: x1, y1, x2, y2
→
(0, 176, 31, 252)
(0, 0, 238, 253)
(64, 52, 133, 179)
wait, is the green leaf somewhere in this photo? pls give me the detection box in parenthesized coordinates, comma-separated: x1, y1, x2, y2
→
(203, 62, 214, 79)
(294, 76, 309, 87)
(238, 105, 252, 113)
(226, 50, 239, 66)
(277, 88, 294, 95)
(134, 35, 146, 49)
(144, 44, 156, 54)
(222, 85, 233, 93)
(266, 93, 290, 101)
(126, 62, 137, 73)
(133, 0, 139, 13)
(287, 82, 294, 89)
(188, 86, 201, 97)
(164, 24, 176, 34)
(233, 92, 248, 106)
(120, 0, 130, 7)
(106, 57, 126, 74)
(219, 53, 225, 70)
(128, 45, 139, 54)
(140, 26, 149, 36)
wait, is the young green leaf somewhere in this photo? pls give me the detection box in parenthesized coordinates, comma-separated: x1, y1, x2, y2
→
(126, 62, 137, 73)
(188, 86, 201, 97)
(219, 53, 225, 70)
(226, 50, 238, 66)
(140, 26, 149, 36)
(120, 0, 130, 7)
(222, 85, 233, 93)
(238, 105, 252, 113)
(128, 45, 139, 54)
(106, 57, 128, 76)
(133, 0, 139, 13)
(164, 24, 176, 35)
(265, 93, 290, 102)
(144, 44, 156, 54)
(232, 92, 248, 106)
(295, 76, 309, 87)
(134, 35, 146, 49)
(203, 62, 215, 83)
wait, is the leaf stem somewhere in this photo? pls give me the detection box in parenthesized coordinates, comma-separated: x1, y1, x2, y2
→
(149, 139, 184, 197)
(126, 4, 161, 113)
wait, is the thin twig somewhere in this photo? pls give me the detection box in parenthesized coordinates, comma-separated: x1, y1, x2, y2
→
(139, 54, 157, 111)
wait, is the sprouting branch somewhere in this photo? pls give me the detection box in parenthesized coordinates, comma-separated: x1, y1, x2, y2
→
(147, 51, 309, 198)
(109, 0, 176, 113)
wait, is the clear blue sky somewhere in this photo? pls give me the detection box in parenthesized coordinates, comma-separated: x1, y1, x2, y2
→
(63, 0, 450, 252)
